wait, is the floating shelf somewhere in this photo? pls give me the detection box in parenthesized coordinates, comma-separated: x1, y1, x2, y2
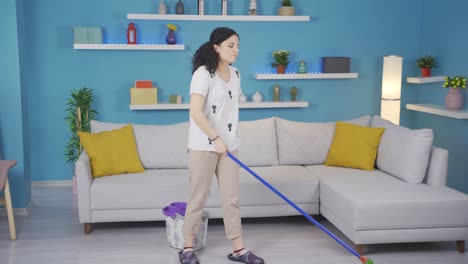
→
(406, 104, 468, 119)
(73, 44, 185, 50)
(255, 73, 358, 80)
(127, 14, 310, 22)
(130, 101, 309, 110)
(406, 76, 445, 84)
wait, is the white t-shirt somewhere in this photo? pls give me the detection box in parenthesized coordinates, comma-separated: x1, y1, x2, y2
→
(188, 65, 242, 151)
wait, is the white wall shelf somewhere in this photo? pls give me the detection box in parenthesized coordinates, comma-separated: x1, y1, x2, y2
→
(406, 104, 468, 119)
(127, 14, 310, 22)
(406, 76, 445, 84)
(255, 73, 358, 80)
(73, 44, 185, 50)
(130, 101, 309, 110)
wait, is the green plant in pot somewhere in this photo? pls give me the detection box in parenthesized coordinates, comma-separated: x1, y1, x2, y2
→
(271, 50, 290, 74)
(64, 87, 98, 189)
(278, 0, 295, 16)
(416, 55, 436, 77)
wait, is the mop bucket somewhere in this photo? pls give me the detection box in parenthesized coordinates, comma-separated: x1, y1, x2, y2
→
(163, 202, 209, 250)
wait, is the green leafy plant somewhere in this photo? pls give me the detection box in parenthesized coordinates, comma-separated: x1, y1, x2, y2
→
(281, 0, 292, 7)
(271, 50, 290, 67)
(416, 55, 436, 68)
(64, 87, 98, 164)
(443, 76, 466, 89)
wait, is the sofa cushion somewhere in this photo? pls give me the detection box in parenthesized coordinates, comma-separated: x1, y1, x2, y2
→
(325, 122, 385, 170)
(78, 125, 144, 178)
(91, 120, 189, 169)
(238, 117, 278, 166)
(371, 116, 434, 183)
(276, 115, 371, 165)
(306, 165, 468, 230)
(91, 169, 218, 210)
(209, 165, 319, 207)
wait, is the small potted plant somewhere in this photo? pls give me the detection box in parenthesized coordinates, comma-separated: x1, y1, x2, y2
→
(64, 87, 98, 192)
(443, 75, 466, 110)
(271, 50, 290, 74)
(278, 0, 295, 16)
(416, 55, 436, 77)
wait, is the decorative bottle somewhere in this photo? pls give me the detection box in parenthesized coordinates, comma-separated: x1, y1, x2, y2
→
(166, 29, 177, 44)
(175, 0, 184, 14)
(249, 0, 257, 15)
(273, 84, 281, 102)
(127, 23, 137, 44)
(297, 61, 308, 74)
(290, 86, 298, 101)
(221, 0, 227, 15)
(198, 0, 205, 15)
(158, 0, 167, 14)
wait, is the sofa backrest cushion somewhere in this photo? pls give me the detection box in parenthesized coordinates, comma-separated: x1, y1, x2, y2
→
(238, 117, 279, 166)
(371, 115, 434, 183)
(276, 115, 371, 165)
(91, 120, 189, 169)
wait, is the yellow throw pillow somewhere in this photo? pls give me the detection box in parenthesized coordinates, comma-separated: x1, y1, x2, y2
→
(78, 125, 144, 178)
(325, 122, 385, 171)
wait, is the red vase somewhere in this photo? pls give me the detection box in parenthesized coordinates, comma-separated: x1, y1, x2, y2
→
(445, 88, 464, 110)
(276, 65, 286, 74)
(421, 68, 431, 77)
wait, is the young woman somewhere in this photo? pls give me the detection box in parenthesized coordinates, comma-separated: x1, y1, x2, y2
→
(179, 27, 265, 264)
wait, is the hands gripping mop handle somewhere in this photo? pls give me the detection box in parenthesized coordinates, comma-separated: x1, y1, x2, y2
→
(227, 152, 374, 264)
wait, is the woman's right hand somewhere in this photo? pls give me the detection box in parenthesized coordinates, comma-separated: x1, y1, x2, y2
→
(214, 138, 227, 156)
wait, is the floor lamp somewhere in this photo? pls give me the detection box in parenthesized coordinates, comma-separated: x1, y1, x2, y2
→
(381, 55, 403, 125)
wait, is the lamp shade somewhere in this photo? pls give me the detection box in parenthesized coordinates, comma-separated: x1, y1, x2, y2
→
(381, 55, 403, 125)
(382, 55, 403, 99)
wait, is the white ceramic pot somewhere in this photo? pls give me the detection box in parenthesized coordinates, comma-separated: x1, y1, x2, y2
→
(253, 92, 263, 103)
(278, 6, 295, 16)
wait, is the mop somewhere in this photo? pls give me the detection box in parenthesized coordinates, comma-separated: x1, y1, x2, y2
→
(227, 152, 374, 264)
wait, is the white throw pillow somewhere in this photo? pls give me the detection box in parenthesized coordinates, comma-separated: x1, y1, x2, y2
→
(91, 120, 189, 169)
(276, 115, 371, 165)
(371, 116, 434, 183)
(238, 117, 279, 166)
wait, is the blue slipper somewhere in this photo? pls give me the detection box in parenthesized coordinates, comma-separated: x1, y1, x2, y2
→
(227, 251, 265, 264)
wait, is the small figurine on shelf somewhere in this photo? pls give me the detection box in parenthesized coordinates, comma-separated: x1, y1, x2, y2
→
(249, 0, 257, 15)
(165, 24, 178, 45)
(127, 23, 137, 44)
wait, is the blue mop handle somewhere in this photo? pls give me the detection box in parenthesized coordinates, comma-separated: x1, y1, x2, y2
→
(227, 152, 361, 260)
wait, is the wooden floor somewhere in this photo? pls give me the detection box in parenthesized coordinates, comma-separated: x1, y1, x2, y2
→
(0, 186, 466, 264)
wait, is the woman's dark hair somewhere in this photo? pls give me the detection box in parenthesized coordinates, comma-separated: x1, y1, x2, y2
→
(192, 27, 239, 75)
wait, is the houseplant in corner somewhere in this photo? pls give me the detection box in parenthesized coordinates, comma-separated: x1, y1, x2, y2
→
(278, 0, 295, 16)
(416, 55, 436, 77)
(443, 75, 466, 110)
(64, 87, 98, 193)
(271, 50, 290, 74)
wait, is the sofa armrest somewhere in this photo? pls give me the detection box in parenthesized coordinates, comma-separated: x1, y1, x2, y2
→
(423, 146, 448, 187)
(75, 151, 93, 223)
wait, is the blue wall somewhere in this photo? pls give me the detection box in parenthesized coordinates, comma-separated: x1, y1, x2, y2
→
(401, 0, 468, 193)
(2, 0, 467, 208)
(0, 0, 30, 208)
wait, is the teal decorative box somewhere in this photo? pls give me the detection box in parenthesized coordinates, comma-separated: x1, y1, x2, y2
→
(73, 27, 88, 44)
(73, 27, 103, 44)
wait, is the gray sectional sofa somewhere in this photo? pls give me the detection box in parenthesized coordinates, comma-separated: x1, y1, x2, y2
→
(75, 115, 468, 253)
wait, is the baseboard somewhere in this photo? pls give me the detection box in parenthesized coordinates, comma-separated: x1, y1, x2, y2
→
(0, 200, 33, 216)
(32, 180, 73, 187)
